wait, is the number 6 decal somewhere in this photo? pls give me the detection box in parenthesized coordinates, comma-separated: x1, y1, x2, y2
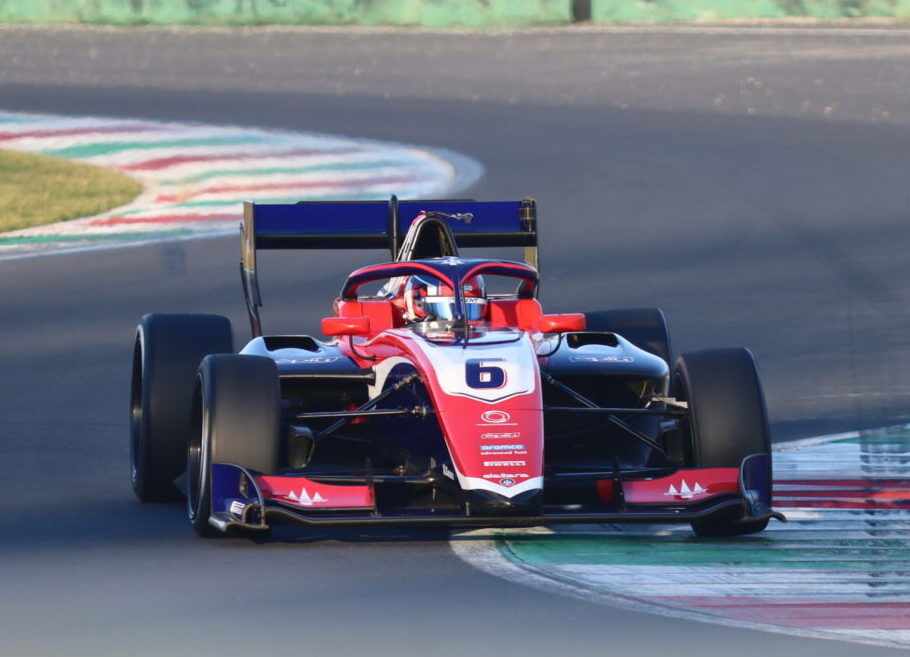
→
(466, 358, 506, 389)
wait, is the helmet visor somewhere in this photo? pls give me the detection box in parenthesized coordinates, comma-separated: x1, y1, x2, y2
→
(422, 296, 487, 321)
(464, 297, 487, 321)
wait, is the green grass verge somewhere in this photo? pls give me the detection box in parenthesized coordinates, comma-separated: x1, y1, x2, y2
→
(0, 149, 142, 232)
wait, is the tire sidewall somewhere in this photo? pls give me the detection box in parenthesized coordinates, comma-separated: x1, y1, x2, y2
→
(674, 348, 770, 470)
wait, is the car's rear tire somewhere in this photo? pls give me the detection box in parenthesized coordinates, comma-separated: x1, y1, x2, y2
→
(130, 313, 233, 502)
(187, 354, 281, 538)
(584, 308, 671, 365)
(673, 348, 771, 536)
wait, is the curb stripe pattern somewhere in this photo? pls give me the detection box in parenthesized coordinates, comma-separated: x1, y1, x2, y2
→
(0, 111, 477, 259)
(452, 427, 910, 650)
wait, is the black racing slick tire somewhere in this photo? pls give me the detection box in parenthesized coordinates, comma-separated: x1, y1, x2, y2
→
(187, 354, 280, 538)
(584, 308, 672, 366)
(673, 348, 772, 537)
(130, 313, 233, 503)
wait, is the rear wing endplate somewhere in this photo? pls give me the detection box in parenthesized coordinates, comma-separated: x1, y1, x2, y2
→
(240, 196, 538, 336)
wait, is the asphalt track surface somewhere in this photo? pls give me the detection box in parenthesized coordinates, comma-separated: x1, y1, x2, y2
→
(2, 25, 910, 656)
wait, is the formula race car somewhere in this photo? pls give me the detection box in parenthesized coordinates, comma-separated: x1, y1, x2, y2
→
(130, 197, 785, 537)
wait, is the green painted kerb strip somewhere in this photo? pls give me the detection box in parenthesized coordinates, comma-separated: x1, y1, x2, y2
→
(2, 0, 910, 25)
(0, 0, 571, 27)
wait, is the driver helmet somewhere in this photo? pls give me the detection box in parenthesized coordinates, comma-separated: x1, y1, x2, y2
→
(404, 274, 487, 322)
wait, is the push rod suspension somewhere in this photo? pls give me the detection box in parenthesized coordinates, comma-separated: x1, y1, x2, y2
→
(295, 408, 424, 421)
(312, 373, 421, 441)
(541, 372, 665, 453)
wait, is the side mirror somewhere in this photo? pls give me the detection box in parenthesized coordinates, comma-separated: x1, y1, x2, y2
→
(321, 316, 372, 337)
(538, 313, 586, 334)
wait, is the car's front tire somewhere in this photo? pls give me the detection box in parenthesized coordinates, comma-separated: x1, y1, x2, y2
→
(187, 354, 281, 537)
(673, 348, 772, 537)
(130, 313, 233, 502)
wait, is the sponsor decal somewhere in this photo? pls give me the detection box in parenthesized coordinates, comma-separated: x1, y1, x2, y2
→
(229, 500, 246, 516)
(483, 460, 527, 467)
(483, 472, 529, 480)
(480, 410, 511, 424)
(481, 431, 521, 439)
(481, 450, 527, 456)
(570, 356, 634, 363)
(441, 463, 455, 480)
(480, 444, 526, 451)
(276, 357, 340, 364)
(499, 478, 516, 486)
(664, 480, 707, 500)
(287, 488, 328, 506)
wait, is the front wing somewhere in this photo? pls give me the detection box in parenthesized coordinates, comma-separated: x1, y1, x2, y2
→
(206, 454, 783, 533)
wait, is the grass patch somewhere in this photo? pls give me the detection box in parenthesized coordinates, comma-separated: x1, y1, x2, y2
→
(0, 149, 142, 232)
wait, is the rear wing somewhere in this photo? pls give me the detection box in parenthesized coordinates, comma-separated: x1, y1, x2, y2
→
(240, 196, 538, 336)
